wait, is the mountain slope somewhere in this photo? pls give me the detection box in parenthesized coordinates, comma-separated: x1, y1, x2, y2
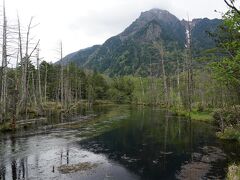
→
(191, 18, 222, 56)
(56, 45, 100, 66)
(58, 9, 222, 76)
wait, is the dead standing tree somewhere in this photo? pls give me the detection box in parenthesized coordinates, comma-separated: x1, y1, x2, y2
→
(17, 15, 40, 118)
(186, 18, 194, 113)
(44, 62, 47, 103)
(36, 48, 42, 104)
(60, 41, 64, 106)
(0, 0, 7, 122)
(153, 41, 169, 107)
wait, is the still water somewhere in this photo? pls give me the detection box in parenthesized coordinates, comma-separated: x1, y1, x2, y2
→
(0, 105, 239, 180)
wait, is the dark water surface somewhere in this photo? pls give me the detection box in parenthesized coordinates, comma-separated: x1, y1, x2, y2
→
(0, 105, 239, 180)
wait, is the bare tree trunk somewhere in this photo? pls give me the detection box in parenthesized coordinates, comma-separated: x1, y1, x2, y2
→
(18, 17, 29, 112)
(16, 16, 24, 120)
(79, 78, 82, 102)
(44, 64, 47, 103)
(31, 71, 37, 106)
(36, 48, 42, 104)
(139, 77, 144, 104)
(0, 0, 8, 122)
(74, 68, 78, 103)
(23, 17, 34, 113)
(177, 58, 181, 109)
(65, 64, 71, 107)
(154, 42, 168, 107)
(17, 16, 39, 117)
(186, 19, 193, 112)
(149, 55, 154, 105)
(17, 15, 24, 116)
(64, 65, 68, 107)
(60, 42, 64, 106)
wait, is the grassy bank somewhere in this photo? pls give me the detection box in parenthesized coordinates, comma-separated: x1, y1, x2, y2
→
(171, 108, 213, 122)
(0, 122, 12, 132)
(216, 127, 240, 142)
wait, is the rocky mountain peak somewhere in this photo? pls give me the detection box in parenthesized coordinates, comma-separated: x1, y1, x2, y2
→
(120, 8, 180, 39)
(139, 8, 179, 23)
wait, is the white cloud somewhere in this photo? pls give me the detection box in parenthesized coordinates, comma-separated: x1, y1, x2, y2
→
(4, 0, 228, 62)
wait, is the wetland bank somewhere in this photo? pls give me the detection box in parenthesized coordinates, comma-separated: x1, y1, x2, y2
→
(0, 105, 239, 180)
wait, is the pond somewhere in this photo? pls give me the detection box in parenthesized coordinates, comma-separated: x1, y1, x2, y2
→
(0, 105, 239, 180)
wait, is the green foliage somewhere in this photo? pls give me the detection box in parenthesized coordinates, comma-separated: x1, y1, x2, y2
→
(87, 71, 109, 101)
(211, 53, 240, 85)
(108, 77, 134, 103)
(210, 8, 240, 103)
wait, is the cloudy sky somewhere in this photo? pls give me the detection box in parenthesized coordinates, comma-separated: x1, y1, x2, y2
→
(5, 0, 228, 62)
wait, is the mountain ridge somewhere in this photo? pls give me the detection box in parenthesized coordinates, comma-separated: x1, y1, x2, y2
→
(57, 8, 222, 76)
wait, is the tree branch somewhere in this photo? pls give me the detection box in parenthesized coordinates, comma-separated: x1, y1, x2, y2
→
(28, 39, 40, 58)
(224, 0, 240, 15)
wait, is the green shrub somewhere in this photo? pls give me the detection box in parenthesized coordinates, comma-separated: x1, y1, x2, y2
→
(108, 77, 134, 104)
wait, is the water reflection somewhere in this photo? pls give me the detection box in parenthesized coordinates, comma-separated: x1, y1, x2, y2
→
(60, 147, 70, 165)
(0, 166, 6, 180)
(0, 136, 138, 180)
(0, 158, 29, 180)
(79, 107, 240, 180)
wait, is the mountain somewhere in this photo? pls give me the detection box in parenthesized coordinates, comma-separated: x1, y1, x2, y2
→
(191, 18, 222, 56)
(57, 9, 222, 76)
(119, 9, 186, 46)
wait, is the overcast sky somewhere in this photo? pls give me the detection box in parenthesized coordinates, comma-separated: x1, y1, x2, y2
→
(5, 0, 229, 62)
